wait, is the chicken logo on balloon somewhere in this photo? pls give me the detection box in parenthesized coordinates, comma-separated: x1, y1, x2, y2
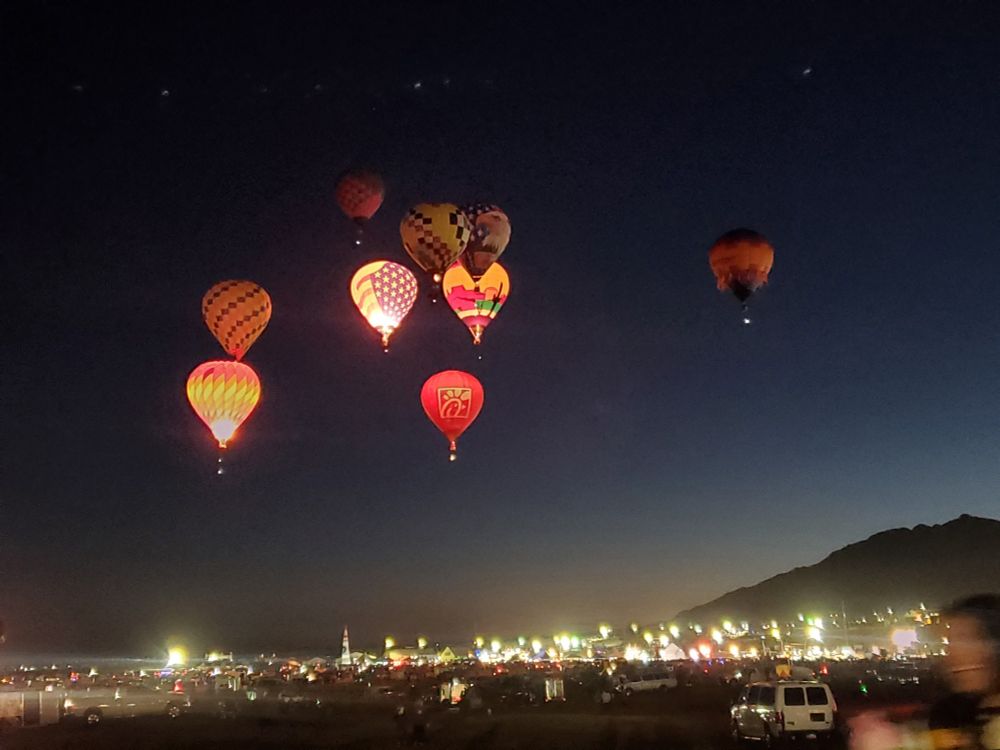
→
(437, 387, 472, 419)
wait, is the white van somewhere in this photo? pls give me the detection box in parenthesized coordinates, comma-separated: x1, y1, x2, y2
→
(615, 669, 678, 695)
(731, 681, 837, 745)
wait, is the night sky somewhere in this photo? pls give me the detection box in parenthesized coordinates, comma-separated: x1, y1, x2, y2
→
(4, 3, 1000, 655)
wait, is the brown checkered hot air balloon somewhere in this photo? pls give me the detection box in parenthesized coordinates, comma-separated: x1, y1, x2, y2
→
(335, 169, 385, 224)
(202, 280, 272, 360)
(400, 203, 473, 300)
(400, 203, 472, 274)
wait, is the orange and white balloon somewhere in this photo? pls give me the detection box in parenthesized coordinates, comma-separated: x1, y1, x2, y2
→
(186, 360, 261, 448)
(350, 260, 419, 350)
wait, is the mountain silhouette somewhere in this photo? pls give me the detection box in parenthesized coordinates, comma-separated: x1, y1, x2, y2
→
(675, 515, 1000, 624)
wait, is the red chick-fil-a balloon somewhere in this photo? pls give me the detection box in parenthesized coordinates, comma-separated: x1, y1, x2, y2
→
(420, 370, 485, 461)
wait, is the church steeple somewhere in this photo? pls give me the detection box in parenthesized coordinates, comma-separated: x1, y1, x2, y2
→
(340, 625, 351, 666)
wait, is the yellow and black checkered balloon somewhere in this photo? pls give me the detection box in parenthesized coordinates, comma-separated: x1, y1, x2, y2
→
(400, 203, 472, 274)
(202, 280, 272, 360)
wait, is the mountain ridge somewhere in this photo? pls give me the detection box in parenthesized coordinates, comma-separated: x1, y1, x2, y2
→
(675, 514, 1000, 624)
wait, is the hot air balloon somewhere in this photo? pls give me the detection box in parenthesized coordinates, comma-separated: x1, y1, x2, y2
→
(459, 203, 511, 280)
(186, 360, 261, 448)
(350, 260, 419, 350)
(202, 280, 272, 360)
(420, 370, 484, 461)
(708, 228, 774, 323)
(443, 261, 509, 345)
(335, 169, 385, 224)
(400, 203, 473, 298)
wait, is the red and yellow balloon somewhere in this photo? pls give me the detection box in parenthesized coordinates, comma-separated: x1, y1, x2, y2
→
(202, 280, 272, 361)
(420, 370, 485, 461)
(335, 169, 385, 224)
(350, 260, 419, 350)
(186, 360, 261, 448)
(443, 261, 509, 345)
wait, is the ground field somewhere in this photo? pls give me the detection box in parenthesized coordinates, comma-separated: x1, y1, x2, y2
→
(0, 681, 930, 749)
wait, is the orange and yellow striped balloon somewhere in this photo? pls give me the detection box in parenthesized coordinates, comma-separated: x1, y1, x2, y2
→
(202, 280, 272, 360)
(186, 360, 261, 448)
(350, 260, 418, 350)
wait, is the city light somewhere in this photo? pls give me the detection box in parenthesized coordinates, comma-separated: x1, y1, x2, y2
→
(165, 646, 187, 667)
(891, 628, 919, 651)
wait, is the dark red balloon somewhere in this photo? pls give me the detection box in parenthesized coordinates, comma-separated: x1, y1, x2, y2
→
(335, 169, 385, 223)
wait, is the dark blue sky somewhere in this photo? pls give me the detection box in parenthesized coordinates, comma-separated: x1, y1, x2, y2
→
(4, 2, 1000, 654)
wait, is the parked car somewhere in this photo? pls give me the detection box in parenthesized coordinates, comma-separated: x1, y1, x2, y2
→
(615, 669, 678, 695)
(62, 685, 190, 726)
(731, 680, 837, 745)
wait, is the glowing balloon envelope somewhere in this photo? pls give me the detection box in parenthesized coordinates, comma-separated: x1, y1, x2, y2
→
(202, 280, 272, 361)
(400, 203, 473, 278)
(186, 360, 261, 448)
(350, 260, 419, 350)
(443, 261, 509, 345)
(459, 203, 511, 280)
(335, 169, 385, 224)
(420, 370, 485, 460)
(708, 228, 774, 303)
